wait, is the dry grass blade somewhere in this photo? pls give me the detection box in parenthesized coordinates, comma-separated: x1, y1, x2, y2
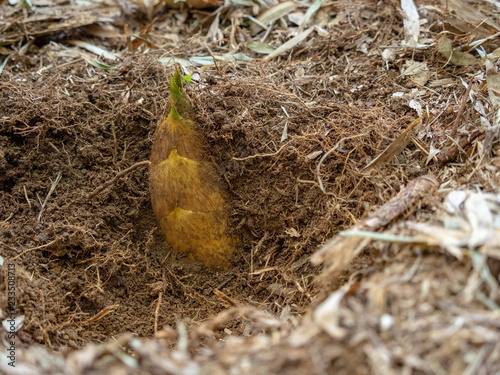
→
(63, 305, 119, 327)
(361, 115, 423, 173)
(262, 28, 314, 62)
(250, 1, 297, 35)
(450, 78, 474, 139)
(38, 173, 62, 223)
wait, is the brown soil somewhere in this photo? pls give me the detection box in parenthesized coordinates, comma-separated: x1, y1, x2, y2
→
(0, 0, 498, 370)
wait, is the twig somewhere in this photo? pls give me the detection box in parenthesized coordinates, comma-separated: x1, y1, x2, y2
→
(450, 78, 474, 139)
(0, 213, 13, 226)
(251, 232, 269, 275)
(437, 130, 483, 166)
(312, 174, 439, 276)
(0, 241, 18, 252)
(215, 290, 239, 306)
(250, 267, 278, 275)
(154, 292, 163, 334)
(124, 24, 133, 52)
(88, 160, 150, 199)
(12, 239, 58, 260)
(62, 304, 119, 327)
(38, 173, 62, 223)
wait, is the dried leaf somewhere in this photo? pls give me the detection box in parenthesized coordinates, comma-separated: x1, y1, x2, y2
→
(486, 59, 500, 110)
(288, 11, 304, 26)
(281, 121, 288, 141)
(263, 27, 314, 62)
(251, 1, 297, 35)
(401, 0, 419, 47)
(190, 53, 253, 66)
(306, 150, 323, 160)
(401, 60, 429, 85)
(67, 40, 117, 61)
(81, 54, 118, 70)
(231, 0, 252, 5)
(2, 315, 24, 333)
(159, 57, 193, 67)
(247, 41, 276, 54)
(438, 35, 477, 66)
(298, 0, 322, 33)
(313, 286, 349, 339)
(142, 0, 159, 17)
(85, 24, 121, 38)
(361, 115, 424, 173)
(446, 0, 500, 35)
(487, 48, 500, 62)
(0, 56, 10, 76)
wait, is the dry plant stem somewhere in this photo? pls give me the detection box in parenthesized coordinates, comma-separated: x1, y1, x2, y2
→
(437, 129, 483, 166)
(23, 185, 31, 209)
(0, 241, 18, 252)
(361, 116, 424, 173)
(250, 267, 278, 275)
(11, 239, 58, 260)
(38, 172, 62, 223)
(124, 24, 133, 52)
(362, 174, 438, 228)
(312, 174, 439, 273)
(154, 292, 163, 334)
(62, 304, 119, 327)
(0, 213, 13, 226)
(215, 290, 239, 306)
(450, 78, 474, 139)
(88, 160, 150, 199)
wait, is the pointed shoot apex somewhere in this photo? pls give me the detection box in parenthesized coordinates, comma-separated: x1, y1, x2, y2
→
(169, 68, 191, 115)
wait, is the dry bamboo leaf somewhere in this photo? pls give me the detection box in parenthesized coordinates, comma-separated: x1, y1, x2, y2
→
(207, 12, 221, 42)
(250, 1, 297, 35)
(247, 41, 276, 54)
(1, 7, 120, 44)
(159, 57, 192, 68)
(361, 115, 423, 173)
(189, 53, 253, 66)
(401, 0, 420, 47)
(487, 48, 500, 62)
(262, 27, 314, 62)
(80, 54, 118, 70)
(142, 0, 159, 17)
(486, 59, 500, 110)
(401, 60, 429, 85)
(447, 0, 500, 34)
(429, 78, 455, 87)
(438, 35, 477, 66)
(298, 0, 322, 33)
(85, 24, 121, 38)
(67, 40, 117, 60)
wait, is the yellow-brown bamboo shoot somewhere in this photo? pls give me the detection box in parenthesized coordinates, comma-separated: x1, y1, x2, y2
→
(149, 69, 235, 269)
